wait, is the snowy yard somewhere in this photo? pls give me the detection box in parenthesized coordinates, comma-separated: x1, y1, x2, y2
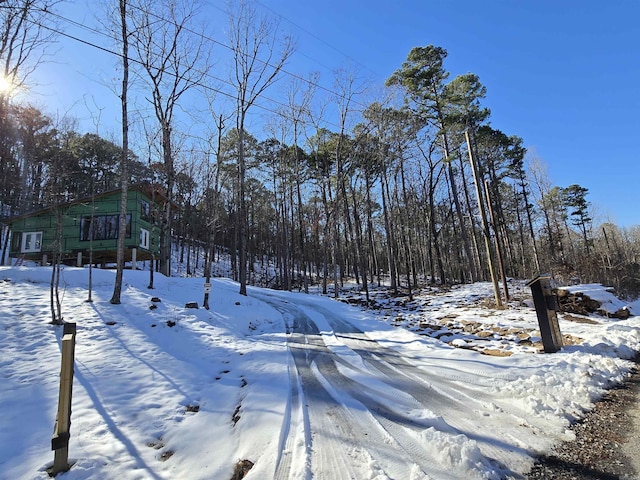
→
(1, 266, 639, 479)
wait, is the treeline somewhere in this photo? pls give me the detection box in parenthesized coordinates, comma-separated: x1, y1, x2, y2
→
(0, 106, 155, 215)
(1, 91, 639, 299)
(0, 0, 638, 300)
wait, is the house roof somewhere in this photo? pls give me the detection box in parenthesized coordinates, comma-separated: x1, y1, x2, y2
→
(8, 183, 175, 222)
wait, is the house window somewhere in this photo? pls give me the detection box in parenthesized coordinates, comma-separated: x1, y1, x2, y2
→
(79, 214, 131, 241)
(140, 200, 151, 222)
(140, 228, 150, 249)
(21, 232, 43, 253)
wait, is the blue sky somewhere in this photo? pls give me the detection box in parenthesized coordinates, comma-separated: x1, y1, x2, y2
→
(29, 0, 639, 227)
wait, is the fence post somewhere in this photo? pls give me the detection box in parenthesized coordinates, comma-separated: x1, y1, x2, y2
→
(48, 322, 76, 476)
(527, 274, 563, 353)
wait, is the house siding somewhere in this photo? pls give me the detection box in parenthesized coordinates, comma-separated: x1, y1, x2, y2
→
(9, 187, 161, 264)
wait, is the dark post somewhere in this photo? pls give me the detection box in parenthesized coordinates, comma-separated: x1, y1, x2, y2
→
(527, 274, 563, 353)
(49, 322, 76, 476)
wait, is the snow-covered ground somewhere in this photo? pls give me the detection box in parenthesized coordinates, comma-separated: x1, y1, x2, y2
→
(1, 266, 639, 479)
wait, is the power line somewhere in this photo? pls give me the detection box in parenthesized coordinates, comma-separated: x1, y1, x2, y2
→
(17, 7, 346, 134)
(252, 0, 381, 79)
(37, 1, 373, 112)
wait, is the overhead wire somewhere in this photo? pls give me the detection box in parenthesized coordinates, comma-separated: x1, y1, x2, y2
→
(252, 0, 381, 79)
(42, 1, 374, 112)
(12, 5, 347, 135)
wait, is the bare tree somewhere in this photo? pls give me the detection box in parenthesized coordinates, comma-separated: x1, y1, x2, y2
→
(129, 0, 208, 277)
(202, 112, 227, 309)
(227, 0, 293, 295)
(0, 0, 60, 260)
(110, 0, 130, 304)
(284, 74, 315, 293)
(304, 99, 332, 295)
(331, 66, 366, 297)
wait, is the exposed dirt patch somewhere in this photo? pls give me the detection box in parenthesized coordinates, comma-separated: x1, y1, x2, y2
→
(159, 450, 174, 462)
(147, 440, 164, 450)
(527, 357, 640, 479)
(230, 459, 254, 480)
(232, 405, 241, 426)
(561, 313, 600, 325)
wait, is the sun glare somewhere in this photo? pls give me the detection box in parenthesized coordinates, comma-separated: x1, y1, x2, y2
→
(0, 76, 14, 95)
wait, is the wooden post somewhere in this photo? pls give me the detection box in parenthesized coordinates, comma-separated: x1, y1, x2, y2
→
(49, 323, 76, 476)
(465, 130, 503, 307)
(527, 275, 563, 353)
(131, 248, 137, 270)
(148, 254, 155, 289)
(42, 254, 48, 266)
(483, 180, 510, 301)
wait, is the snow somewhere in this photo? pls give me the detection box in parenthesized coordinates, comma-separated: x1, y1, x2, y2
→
(1, 266, 639, 480)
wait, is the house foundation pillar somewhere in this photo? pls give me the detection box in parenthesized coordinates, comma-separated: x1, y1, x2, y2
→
(131, 248, 137, 270)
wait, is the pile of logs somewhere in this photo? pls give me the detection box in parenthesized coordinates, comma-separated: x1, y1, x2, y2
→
(555, 288, 631, 319)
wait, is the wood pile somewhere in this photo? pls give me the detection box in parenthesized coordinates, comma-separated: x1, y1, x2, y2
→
(555, 288, 631, 319)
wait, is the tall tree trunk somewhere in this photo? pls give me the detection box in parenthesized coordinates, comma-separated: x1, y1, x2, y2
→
(443, 142, 477, 282)
(398, 155, 414, 298)
(521, 182, 541, 273)
(349, 180, 369, 301)
(228, 0, 293, 294)
(458, 154, 483, 279)
(380, 165, 398, 294)
(110, 0, 129, 304)
(159, 124, 173, 277)
(204, 115, 225, 308)
(1, 224, 10, 266)
(295, 173, 308, 293)
(484, 180, 509, 301)
(364, 173, 379, 286)
(50, 209, 63, 324)
(466, 130, 502, 306)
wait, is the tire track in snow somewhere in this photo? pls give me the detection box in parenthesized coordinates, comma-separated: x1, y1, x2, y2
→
(298, 302, 543, 474)
(274, 354, 311, 480)
(260, 295, 458, 479)
(271, 302, 387, 479)
(257, 292, 548, 478)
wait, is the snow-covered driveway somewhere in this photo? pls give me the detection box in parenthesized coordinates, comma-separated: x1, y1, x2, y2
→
(2, 268, 638, 480)
(256, 291, 567, 479)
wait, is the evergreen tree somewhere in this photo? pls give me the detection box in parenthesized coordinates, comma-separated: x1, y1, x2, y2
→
(563, 184, 592, 254)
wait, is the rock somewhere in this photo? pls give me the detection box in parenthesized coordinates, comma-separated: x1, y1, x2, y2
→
(611, 307, 631, 320)
(231, 459, 254, 480)
(185, 302, 198, 309)
(482, 348, 513, 357)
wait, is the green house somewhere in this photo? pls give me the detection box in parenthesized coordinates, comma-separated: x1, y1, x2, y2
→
(9, 184, 167, 268)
